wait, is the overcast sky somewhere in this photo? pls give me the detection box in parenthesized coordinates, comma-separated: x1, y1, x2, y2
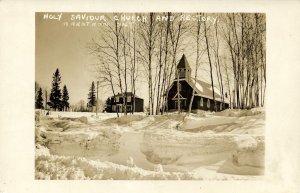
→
(36, 13, 109, 104)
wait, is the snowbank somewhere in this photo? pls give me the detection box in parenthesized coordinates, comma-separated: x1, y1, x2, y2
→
(35, 153, 188, 180)
(36, 114, 122, 158)
(48, 111, 118, 119)
(35, 146, 257, 180)
(35, 108, 265, 180)
(215, 108, 265, 117)
(47, 131, 121, 158)
(178, 108, 265, 135)
(140, 130, 264, 174)
(102, 114, 146, 125)
(232, 136, 265, 168)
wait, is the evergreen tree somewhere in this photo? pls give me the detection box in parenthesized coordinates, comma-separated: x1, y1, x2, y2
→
(49, 68, 62, 111)
(35, 81, 40, 102)
(88, 81, 96, 108)
(105, 97, 111, 112)
(35, 88, 44, 109)
(62, 85, 70, 111)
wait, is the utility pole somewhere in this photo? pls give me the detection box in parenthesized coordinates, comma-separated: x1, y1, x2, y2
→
(96, 81, 99, 116)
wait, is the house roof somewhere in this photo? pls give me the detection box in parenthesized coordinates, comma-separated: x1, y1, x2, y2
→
(112, 92, 143, 100)
(177, 54, 191, 69)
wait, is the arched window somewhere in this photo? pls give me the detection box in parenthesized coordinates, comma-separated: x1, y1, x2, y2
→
(207, 99, 211, 109)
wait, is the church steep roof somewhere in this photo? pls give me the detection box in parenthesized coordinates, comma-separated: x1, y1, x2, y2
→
(188, 78, 229, 103)
(177, 54, 191, 69)
(171, 54, 229, 103)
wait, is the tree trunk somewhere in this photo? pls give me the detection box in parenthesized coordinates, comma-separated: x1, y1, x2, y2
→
(204, 18, 216, 111)
(188, 16, 202, 115)
(177, 70, 180, 113)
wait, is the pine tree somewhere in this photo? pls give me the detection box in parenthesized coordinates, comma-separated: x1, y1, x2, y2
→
(105, 97, 111, 112)
(88, 81, 96, 108)
(35, 81, 40, 103)
(35, 88, 44, 109)
(49, 68, 62, 111)
(62, 85, 70, 111)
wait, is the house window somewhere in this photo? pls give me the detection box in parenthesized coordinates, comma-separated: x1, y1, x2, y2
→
(116, 97, 119, 103)
(127, 96, 131, 102)
(117, 104, 123, 113)
(207, 99, 211, 109)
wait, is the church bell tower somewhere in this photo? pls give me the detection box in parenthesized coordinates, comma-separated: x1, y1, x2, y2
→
(176, 54, 191, 80)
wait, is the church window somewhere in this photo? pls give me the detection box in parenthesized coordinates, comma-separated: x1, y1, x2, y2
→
(200, 97, 203, 106)
(179, 69, 185, 78)
(207, 99, 211, 109)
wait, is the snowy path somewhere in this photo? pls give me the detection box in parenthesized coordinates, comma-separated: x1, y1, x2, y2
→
(99, 132, 157, 171)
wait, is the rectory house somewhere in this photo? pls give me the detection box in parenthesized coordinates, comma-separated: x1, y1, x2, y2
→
(166, 54, 229, 112)
(105, 92, 144, 113)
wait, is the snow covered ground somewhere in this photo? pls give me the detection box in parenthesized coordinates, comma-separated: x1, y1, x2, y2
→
(35, 108, 265, 180)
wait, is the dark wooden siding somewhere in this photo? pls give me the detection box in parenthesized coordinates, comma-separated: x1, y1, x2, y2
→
(135, 98, 144, 112)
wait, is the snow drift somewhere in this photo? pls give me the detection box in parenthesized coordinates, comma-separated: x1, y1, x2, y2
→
(35, 108, 265, 180)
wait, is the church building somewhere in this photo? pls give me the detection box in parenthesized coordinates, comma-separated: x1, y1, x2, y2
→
(166, 54, 229, 112)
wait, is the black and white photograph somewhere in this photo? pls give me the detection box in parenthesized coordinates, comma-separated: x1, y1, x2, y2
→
(1, 1, 300, 193)
(35, 12, 266, 180)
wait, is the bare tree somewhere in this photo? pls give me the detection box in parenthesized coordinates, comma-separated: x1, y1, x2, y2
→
(188, 13, 203, 114)
(87, 12, 266, 116)
(204, 15, 216, 111)
(155, 21, 169, 115)
(224, 60, 232, 108)
(212, 17, 225, 103)
(138, 13, 159, 115)
(222, 13, 266, 109)
(127, 24, 139, 114)
(121, 28, 129, 115)
(162, 13, 189, 114)
(87, 14, 127, 116)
